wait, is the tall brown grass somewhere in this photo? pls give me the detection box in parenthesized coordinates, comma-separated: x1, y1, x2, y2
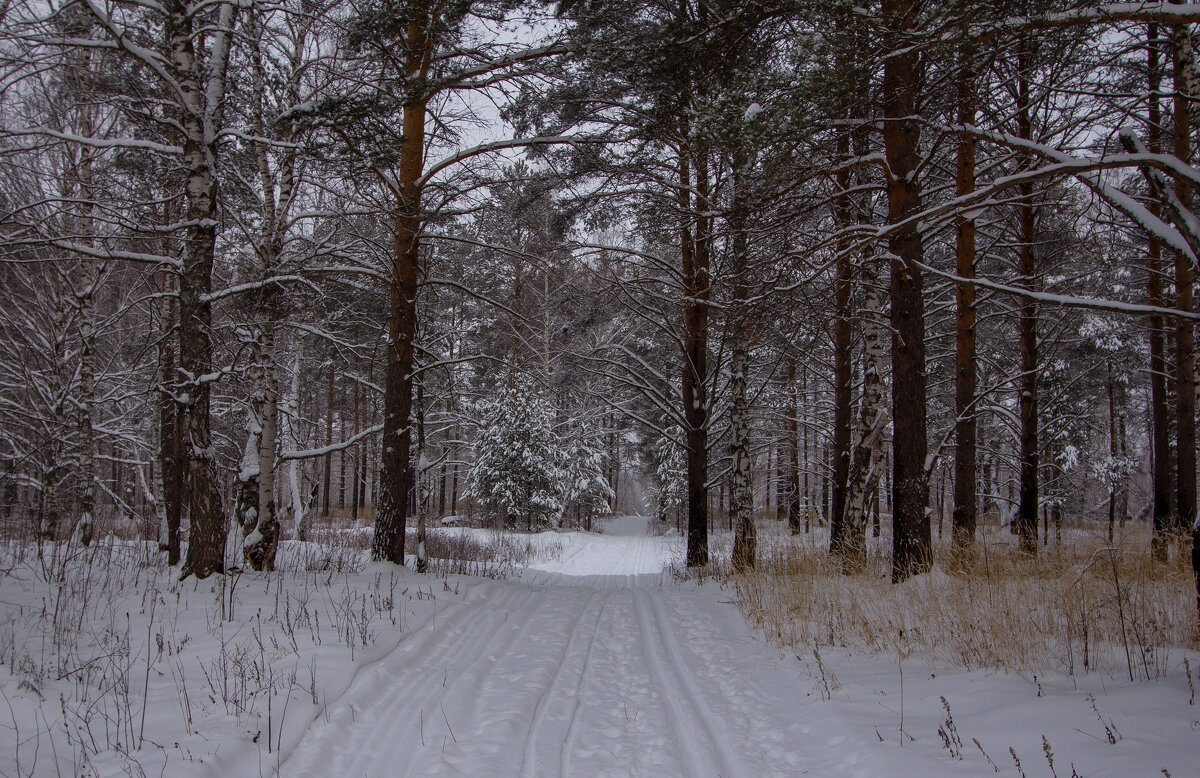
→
(729, 522, 1195, 677)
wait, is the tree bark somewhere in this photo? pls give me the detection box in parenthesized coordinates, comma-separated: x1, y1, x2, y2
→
(842, 107, 886, 573)
(1148, 23, 1174, 563)
(1108, 364, 1118, 544)
(682, 139, 711, 567)
(842, 251, 887, 574)
(75, 141, 97, 548)
(234, 417, 261, 547)
(372, 5, 430, 565)
(324, 366, 334, 515)
(175, 0, 237, 580)
(415, 379, 428, 573)
(1171, 11, 1197, 552)
(1168, 4, 1200, 620)
(883, 0, 931, 582)
(1016, 36, 1040, 558)
(352, 375, 361, 522)
(157, 269, 182, 565)
(952, 34, 979, 568)
(243, 9, 291, 568)
(286, 356, 311, 546)
(786, 357, 802, 535)
(244, 322, 279, 568)
(360, 382, 369, 512)
(802, 364, 811, 532)
(829, 125, 853, 556)
(729, 145, 755, 573)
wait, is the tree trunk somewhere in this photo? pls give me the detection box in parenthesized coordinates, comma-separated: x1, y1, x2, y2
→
(360, 382, 369, 512)
(245, 323, 279, 567)
(69, 88, 99, 546)
(1108, 365, 1118, 544)
(372, 11, 428, 565)
(234, 419, 261, 546)
(682, 139, 711, 567)
(842, 251, 887, 574)
(352, 376, 360, 522)
(324, 365, 334, 515)
(872, 480, 881, 538)
(883, 0, 931, 582)
(1016, 37, 1040, 557)
(787, 358, 802, 535)
(176, 0, 237, 580)
(374, 154, 422, 561)
(1148, 23, 1174, 563)
(415, 380, 428, 573)
(450, 418, 459, 516)
(1118, 406, 1129, 527)
(802, 364, 811, 532)
(830, 125, 853, 556)
(952, 34, 979, 568)
(1173, 8, 1200, 621)
(75, 185, 97, 548)
(842, 105, 886, 573)
(339, 390, 347, 510)
(1171, 13, 1197, 555)
(729, 146, 755, 573)
(244, 10, 287, 569)
(287, 355, 312, 545)
(155, 269, 182, 565)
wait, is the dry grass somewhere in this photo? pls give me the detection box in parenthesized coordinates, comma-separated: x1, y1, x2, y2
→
(297, 522, 563, 578)
(728, 522, 1196, 677)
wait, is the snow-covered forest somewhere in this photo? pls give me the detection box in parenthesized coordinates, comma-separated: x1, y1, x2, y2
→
(1, 1, 1199, 775)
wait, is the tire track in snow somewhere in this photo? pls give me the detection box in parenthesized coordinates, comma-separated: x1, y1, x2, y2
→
(633, 587, 749, 778)
(516, 589, 600, 777)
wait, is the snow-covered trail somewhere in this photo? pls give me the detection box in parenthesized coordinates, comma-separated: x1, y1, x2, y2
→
(281, 517, 868, 777)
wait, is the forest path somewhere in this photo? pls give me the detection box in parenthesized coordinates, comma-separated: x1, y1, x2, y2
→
(281, 517, 874, 777)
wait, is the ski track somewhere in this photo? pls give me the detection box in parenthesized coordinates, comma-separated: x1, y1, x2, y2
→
(556, 592, 606, 778)
(632, 587, 747, 778)
(518, 589, 598, 777)
(281, 517, 831, 777)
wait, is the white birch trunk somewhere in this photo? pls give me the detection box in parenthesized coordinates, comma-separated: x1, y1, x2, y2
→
(416, 453, 428, 574)
(729, 143, 755, 572)
(74, 85, 98, 547)
(842, 251, 888, 573)
(287, 355, 312, 543)
(243, 324, 280, 569)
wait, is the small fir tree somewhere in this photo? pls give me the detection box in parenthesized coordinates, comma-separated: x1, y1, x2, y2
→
(563, 428, 614, 529)
(467, 379, 566, 530)
(647, 427, 686, 527)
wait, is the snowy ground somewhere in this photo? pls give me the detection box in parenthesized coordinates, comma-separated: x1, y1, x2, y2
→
(1, 519, 1197, 776)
